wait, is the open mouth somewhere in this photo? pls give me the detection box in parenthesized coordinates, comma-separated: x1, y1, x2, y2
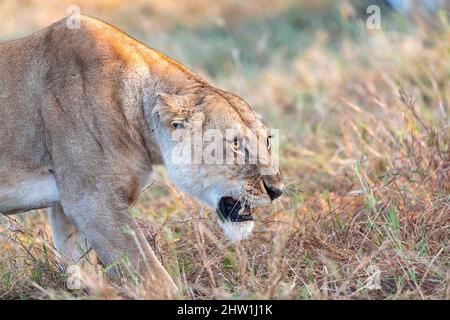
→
(217, 197, 254, 222)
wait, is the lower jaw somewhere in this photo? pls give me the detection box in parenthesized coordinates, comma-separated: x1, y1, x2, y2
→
(218, 220, 254, 242)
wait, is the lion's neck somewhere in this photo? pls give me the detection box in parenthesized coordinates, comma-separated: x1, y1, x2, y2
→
(112, 34, 208, 167)
(130, 58, 205, 167)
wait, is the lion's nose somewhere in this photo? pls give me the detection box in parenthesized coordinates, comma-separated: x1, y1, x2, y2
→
(263, 179, 283, 201)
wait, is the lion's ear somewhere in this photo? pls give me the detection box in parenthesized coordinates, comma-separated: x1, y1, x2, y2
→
(153, 92, 193, 130)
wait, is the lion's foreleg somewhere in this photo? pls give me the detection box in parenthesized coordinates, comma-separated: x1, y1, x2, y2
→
(47, 203, 92, 264)
(55, 176, 178, 298)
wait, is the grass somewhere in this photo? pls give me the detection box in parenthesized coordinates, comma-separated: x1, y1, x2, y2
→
(0, 0, 449, 299)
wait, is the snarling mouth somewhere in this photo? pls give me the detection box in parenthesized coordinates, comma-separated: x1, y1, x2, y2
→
(218, 197, 254, 222)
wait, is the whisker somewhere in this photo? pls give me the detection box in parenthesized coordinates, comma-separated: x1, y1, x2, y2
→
(229, 192, 246, 214)
(282, 188, 300, 198)
(217, 186, 241, 199)
(283, 178, 302, 188)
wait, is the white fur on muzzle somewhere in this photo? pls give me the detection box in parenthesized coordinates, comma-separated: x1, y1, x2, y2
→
(218, 220, 254, 242)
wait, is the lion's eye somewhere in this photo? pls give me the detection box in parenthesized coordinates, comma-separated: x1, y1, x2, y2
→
(172, 121, 185, 129)
(231, 138, 240, 152)
(267, 135, 273, 150)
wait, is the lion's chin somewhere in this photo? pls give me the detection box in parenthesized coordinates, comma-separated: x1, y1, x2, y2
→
(218, 220, 254, 242)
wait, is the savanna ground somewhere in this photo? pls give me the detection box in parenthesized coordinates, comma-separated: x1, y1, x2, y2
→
(0, 0, 449, 299)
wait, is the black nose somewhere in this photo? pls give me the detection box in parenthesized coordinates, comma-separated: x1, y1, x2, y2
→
(263, 180, 283, 200)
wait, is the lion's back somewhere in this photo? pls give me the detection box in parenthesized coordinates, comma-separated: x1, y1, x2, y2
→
(0, 16, 133, 167)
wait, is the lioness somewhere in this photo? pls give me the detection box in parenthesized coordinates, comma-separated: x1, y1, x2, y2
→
(0, 16, 283, 296)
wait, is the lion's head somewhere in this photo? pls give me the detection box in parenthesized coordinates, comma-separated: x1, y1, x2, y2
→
(151, 86, 284, 241)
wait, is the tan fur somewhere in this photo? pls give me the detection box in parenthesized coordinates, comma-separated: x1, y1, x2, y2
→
(0, 15, 283, 295)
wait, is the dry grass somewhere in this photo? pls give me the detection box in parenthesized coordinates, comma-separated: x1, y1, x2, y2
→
(0, 0, 449, 299)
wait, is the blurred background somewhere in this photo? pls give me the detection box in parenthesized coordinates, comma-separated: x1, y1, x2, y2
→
(0, 0, 449, 299)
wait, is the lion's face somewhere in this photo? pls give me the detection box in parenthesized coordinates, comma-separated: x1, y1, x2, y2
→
(153, 88, 284, 241)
